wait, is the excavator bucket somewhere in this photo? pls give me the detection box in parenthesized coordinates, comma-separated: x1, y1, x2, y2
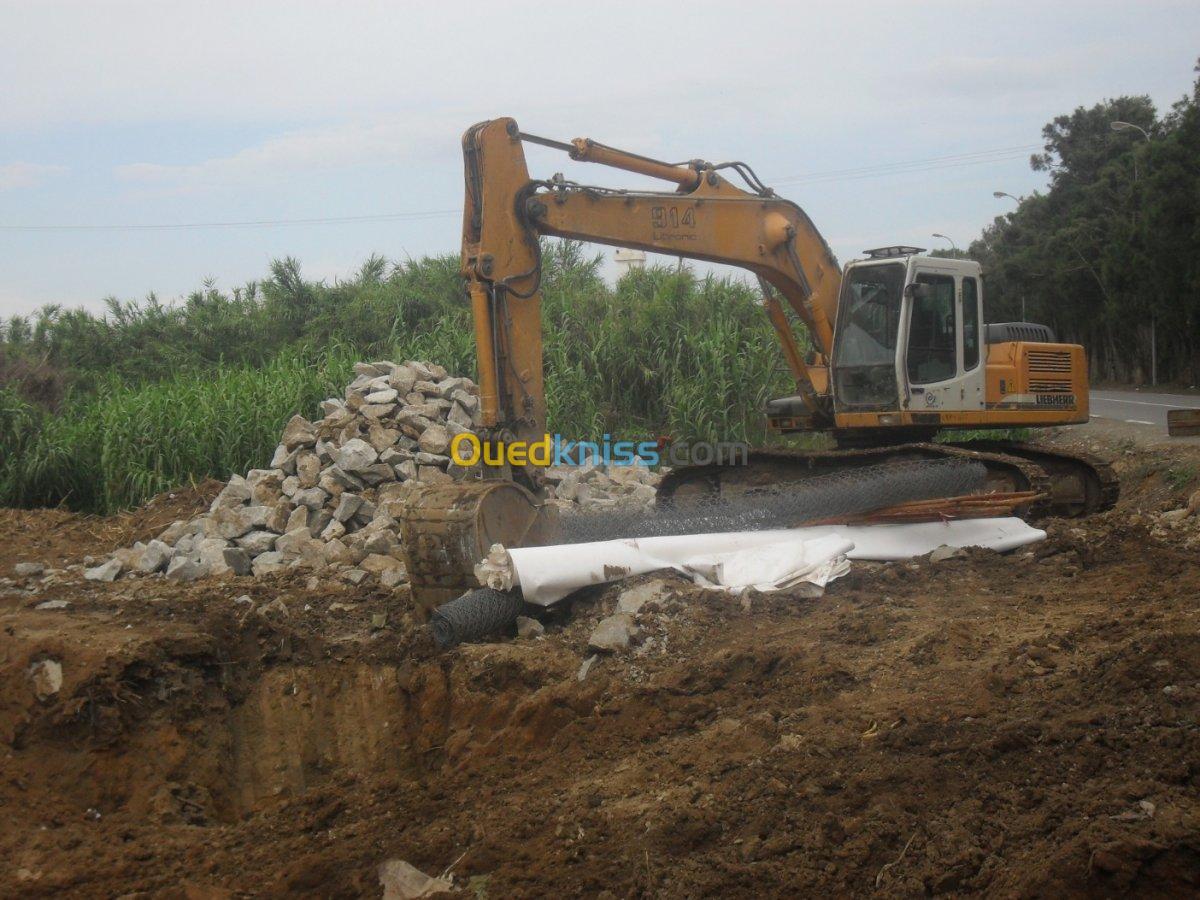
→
(399, 480, 553, 613)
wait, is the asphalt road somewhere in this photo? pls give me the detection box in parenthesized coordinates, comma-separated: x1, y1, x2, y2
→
(1090, 389, 1200, 429)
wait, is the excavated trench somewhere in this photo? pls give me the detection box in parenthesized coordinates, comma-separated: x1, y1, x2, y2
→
(226, 662, 424, 817)
(0, 612, 588, 831)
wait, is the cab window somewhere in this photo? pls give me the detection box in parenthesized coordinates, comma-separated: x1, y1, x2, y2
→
(832, 263, 905, 408)
(907, 273, 957, 384)
(962, 276, 980, 370)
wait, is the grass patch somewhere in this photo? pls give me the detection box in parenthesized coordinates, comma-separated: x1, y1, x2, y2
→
(1, 245, 801, 513)
(1164, 464, 1198, 491)
(935, 427, 1033, 444)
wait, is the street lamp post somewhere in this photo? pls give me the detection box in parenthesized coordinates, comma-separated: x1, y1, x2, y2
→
(931, 232, 957, 251)
(992, 192, 1026, 320)
(1110, 120, 1156, 384)
(1110, 120, 1149, 181)
(1110, 120, 1150, 140)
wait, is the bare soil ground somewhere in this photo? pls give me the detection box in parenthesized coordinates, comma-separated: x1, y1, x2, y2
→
(1, 433, 1198, 898)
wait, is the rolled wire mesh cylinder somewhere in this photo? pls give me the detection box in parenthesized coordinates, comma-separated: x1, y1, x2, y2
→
(429, 587, 526, 649)
(556, 458, 986, 545)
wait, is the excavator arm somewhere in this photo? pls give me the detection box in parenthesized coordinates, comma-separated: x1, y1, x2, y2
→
(461, 117, 843, 442)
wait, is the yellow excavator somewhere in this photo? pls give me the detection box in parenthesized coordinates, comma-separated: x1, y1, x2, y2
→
(400, 118, 1116, 607)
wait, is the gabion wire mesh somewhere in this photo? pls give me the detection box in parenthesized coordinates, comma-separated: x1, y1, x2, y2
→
(430, 587, 526, 649)
(429, 459, 985, 649)
(555, 458, 986, 545)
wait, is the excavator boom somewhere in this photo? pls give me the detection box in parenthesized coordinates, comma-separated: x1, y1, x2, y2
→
(461, 117, 841, 439)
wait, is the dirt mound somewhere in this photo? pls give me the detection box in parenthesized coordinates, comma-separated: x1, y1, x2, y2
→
(1, 441, 1198, 896)
(0, 480, 222, 576)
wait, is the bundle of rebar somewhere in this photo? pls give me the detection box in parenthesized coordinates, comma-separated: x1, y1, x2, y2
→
(808, 490, 1043, 525)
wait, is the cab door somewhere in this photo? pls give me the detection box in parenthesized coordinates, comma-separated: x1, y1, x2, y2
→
(901, 269, 984, 413)
(955, 274, 985, 410)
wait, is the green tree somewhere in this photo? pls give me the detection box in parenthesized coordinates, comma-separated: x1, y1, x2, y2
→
(969, 60, 1200, 384)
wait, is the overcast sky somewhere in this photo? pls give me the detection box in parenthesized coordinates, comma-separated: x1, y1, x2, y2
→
(1, 0, 1197, 318)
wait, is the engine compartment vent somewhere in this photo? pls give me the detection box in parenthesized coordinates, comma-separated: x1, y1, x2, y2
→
(1028, 380, 1073, 393)
(986, 322, 1057, 344)
(1026, 349, 1073, 374)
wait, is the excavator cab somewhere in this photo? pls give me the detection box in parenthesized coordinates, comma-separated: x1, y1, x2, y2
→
(832, 248, 985, 418)
(772, 246, 1089, 440)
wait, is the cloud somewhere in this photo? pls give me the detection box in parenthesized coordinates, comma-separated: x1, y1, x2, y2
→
(114, 118, 451, 190)
(0, 162, 68, 191)
(933, 55, 1069, 88)
(0, 2, 776, 129)
(906, 47, 1127, 105)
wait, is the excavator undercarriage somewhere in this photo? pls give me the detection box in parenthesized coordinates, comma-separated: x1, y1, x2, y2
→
(658, 440, 1118, 521)
(401, 440, 1117, 610)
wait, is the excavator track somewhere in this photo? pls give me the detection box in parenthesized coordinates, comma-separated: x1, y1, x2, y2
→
(961, 440, 1120, 519)
(656, 441, 1117, 520)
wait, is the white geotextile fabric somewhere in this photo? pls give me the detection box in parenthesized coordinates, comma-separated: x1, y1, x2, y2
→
(506, 517, 1045, 606)
(679, 533, 853, 595)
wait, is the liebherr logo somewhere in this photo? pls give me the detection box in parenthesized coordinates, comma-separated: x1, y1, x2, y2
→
(1035, 394, 1076, 408)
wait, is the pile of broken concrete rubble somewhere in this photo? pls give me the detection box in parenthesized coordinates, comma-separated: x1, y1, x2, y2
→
(544, 461, 659, 512)
(80, 360, 661, 589)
